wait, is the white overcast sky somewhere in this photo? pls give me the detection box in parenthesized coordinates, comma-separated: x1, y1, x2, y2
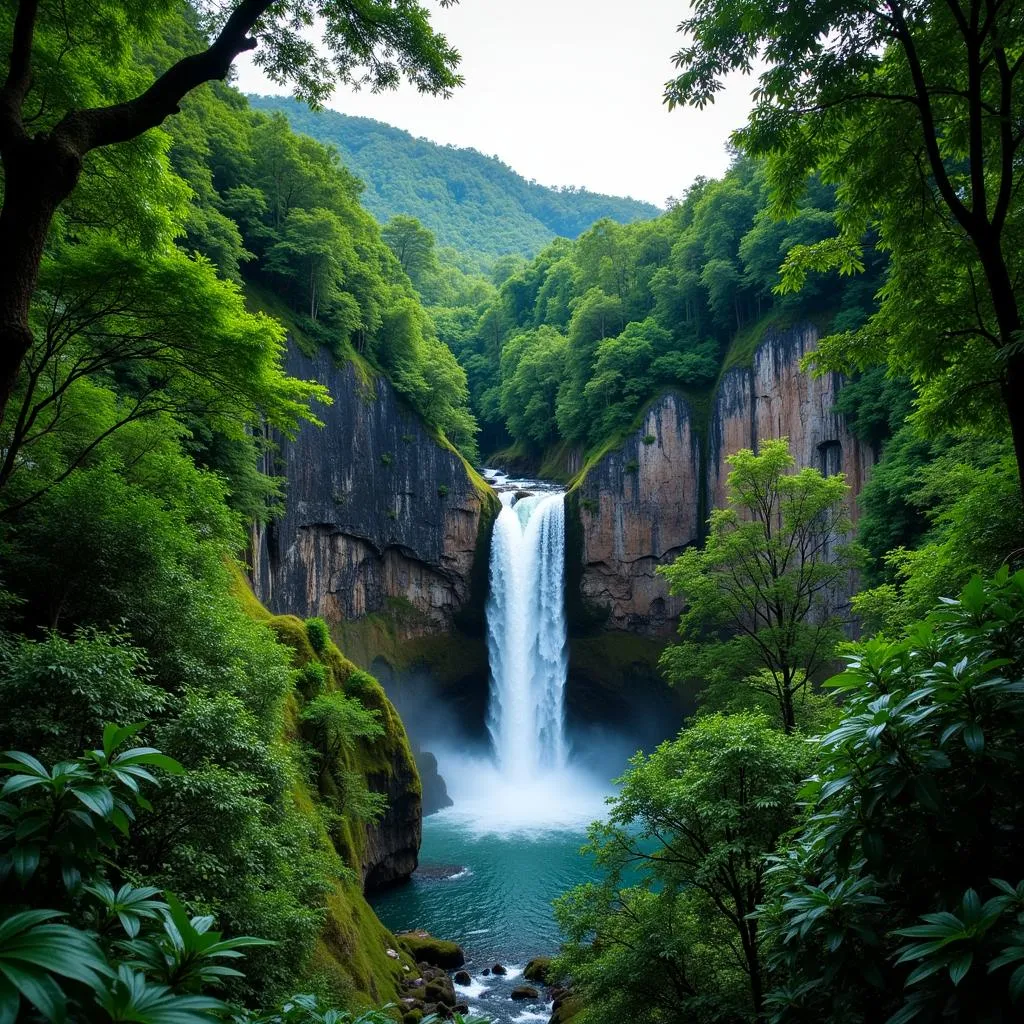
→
(232, 0, 755, 207)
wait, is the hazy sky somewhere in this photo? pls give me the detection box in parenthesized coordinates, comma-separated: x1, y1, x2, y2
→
(233, 1, 755, 208)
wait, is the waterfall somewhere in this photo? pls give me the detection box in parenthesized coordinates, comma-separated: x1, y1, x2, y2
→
(485, 491, 569, 778)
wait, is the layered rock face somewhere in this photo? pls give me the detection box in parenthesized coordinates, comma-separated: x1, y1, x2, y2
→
(708, 325, 874, 515)
(251, 343, 494, 634)
(574, 324, 874, 636)
(572, 394, 701, 632)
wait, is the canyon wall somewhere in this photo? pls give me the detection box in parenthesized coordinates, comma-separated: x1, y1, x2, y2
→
(571, 323, 875, 637)
(251, 342, 497, 636)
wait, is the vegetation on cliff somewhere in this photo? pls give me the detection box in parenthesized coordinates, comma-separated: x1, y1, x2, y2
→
(430, 157, 883, 458)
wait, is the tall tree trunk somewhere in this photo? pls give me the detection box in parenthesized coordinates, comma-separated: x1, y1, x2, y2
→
(0, 136, 81, 426)
(975, 235, 1024, 494)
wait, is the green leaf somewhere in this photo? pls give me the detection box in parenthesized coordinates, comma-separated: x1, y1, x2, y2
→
(71, 785, 115, 817)
(949, 951, 973, 986)
(0, 775, 46, 797)
(0, 963, 66, 1023)
(963, 723, 985, 753)
(1, 753, 48, 778)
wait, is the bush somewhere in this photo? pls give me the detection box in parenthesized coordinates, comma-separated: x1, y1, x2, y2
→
(295, 662, 327, 699)
(763, 570, 1024, 1023)
(304, 618, 330, 654)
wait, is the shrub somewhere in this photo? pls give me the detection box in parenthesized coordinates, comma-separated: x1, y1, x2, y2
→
(624, 459, 639, 473)
(304, 618, 329, 654)
(437, 484, 449, 497)
(763, 570, 1024, 1022)
(379, 452, 394, 467)
(295, 662, 327, 699)
(642, 433, 656, 445)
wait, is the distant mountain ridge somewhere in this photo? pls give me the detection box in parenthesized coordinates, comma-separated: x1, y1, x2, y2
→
(248, 96, 660, 262)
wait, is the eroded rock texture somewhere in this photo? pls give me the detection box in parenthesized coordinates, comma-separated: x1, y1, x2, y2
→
(575, 324, 874, 635)
(573, 394, 701, 633)
(251, 343, 493, 632)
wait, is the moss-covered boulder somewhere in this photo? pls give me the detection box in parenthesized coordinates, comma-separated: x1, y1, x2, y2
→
(523, 956, 553, 985)
(550, 993, 584, 1023)
(397, 931, 466, 968)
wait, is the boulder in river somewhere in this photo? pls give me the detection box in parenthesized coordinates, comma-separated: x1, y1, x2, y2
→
(482, 968, 491, 976)
(524, 956, 553, 984)
(511, 985, 540, 1001)
(491, 963, 507, 975)
(453, 971, 472, 986)
(396, 931, 466, 968)
(425, 976, 456, 1008)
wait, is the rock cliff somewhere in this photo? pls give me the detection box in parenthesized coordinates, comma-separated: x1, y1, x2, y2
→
(571, 323, 874, 637)
(570, 394, 701, 633)
(251, 342, 497, 635)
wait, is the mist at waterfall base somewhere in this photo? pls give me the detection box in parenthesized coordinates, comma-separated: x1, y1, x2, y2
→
(370, 481, 632, 1021)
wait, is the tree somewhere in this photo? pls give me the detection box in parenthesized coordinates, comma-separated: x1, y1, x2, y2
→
(1, 237, 327, 509)
(665, 0, 1024, 490)
(0, 0, 462, 424)
(381, 214, 439, 291)
(762, 571, 1024, 1023)
(658, 439, 859, 733)
(555, 713, 811, 1023)
(266, 207, 352, 321)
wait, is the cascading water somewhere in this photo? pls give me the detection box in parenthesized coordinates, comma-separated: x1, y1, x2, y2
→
(485, 490, 569, 778)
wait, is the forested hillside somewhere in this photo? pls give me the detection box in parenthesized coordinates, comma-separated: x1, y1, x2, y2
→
(430, 157, 880, 455)
(248, 96, 660, 264)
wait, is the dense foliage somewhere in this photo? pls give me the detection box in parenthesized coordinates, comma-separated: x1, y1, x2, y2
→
(0, 0, 464, 1016)
(249, 97, 660, 264)
(427, 157, 881, 457)
(666, 0, 1024, 489)
(557, 571, 1024, 1024)
(0, 726, 485, 1024)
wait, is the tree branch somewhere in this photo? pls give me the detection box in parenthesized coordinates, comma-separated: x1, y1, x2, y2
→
(0, 0, 40, 146)
(53, 0, 274, 155)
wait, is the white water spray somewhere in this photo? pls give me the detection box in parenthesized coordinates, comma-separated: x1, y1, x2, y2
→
(485, 491, 569, 778)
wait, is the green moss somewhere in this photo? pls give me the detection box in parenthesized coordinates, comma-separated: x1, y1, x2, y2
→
(524, 956, 554, 984)
(568, 633, 698, 721)
(396, 932, 466, 968)
(550, 993, 584, 1024)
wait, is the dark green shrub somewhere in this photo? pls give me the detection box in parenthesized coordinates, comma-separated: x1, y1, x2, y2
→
(379, 452, 394, 467)
(642, 434, 656, 445)
(437, 484, 449, 497)
(295, 662, 327, 699)
(304, 618, 329, 654)
(763, 570, 1024, 1023)
(624, 459, 639, 473)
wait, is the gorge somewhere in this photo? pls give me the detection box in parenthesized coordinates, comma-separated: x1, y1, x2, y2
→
(251, 319, 874, 754)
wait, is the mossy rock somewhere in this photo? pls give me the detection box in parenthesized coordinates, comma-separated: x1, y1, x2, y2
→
(523, 956, 553, 985)
(550, 993, 584, 1023)
(397, 931, 466, 968)
(230, 567, 420, 1008)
